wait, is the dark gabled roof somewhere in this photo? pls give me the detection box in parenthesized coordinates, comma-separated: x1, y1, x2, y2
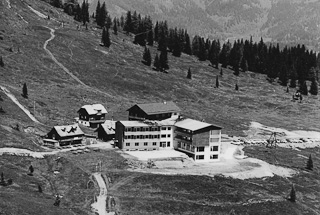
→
(127, 101, 181, 115)
(53, 124, 84, 137)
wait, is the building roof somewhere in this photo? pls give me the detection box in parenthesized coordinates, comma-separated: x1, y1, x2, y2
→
(53, 124, 84, 137)
(118, 121, 159, 127)
(78, 104, 107, 115)
(127, 101, 180, 115)
(174, 118, 222, 131)
(97, 120, 116, 135)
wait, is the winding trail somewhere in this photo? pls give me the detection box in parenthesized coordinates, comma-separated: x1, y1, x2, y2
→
(43, 26, 87, 87)
(5, 0, 11, 9)
(0, 86, 40, 124)
(43, 26, 113, 98)
(91, 173, 115, 215)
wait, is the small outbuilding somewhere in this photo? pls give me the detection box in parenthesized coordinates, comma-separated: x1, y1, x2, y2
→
(95, 120, 115, 141)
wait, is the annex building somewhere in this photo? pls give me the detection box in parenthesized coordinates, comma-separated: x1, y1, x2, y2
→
(115, 102, 222, 162)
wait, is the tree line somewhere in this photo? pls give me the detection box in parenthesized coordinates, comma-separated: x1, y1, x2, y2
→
(49, 1, 319, 95)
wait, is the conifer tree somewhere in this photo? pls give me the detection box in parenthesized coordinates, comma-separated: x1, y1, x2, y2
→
(97, 2, 106, 27)
(147, 29, 154, 46)
(235, 83, 239, 91)
(0, 56, 4, 67)
(306, 154, 313, 170)
(300, 81, 308, 95)
(220, 67, 223, 76)
(159, 49, 169, 71)
(123, 11, 132, 34)
(289, 184, 296, 202)
(81, 0, 89, 25)
(142, 46, 152, 66)
(187, 67, 192, 79)
(101, 27, 111, 47)
(22, 83, 28, 98)
(153, 54, 160, 71)
(216, 75, 219, 88)
(240, 57, 248, 72)
(38, 184, 42, 193)
(29, 165, 34, 176)
(113, 18, 118, 35)
(95, 1, 100, 23)
(309, 79, 318, 95)
(184, 33, 192, 55)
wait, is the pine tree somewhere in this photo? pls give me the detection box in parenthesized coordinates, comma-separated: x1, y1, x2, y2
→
(300, 81, 308, 95)
(220, 67, 223, 76)
(184, 33, 192, 55)
(123, 11, 132, 34)
(306, 154, 313, 170)
(235, 83, 239, 91)
(97, 2, 106, 27)
(147, 29, 154, 46)
(240, 57, 248, 72)
(29, 165, 34, 175)
(159, 49, 169, 71)
(101, 27, 111, 47)
(113, 19, 118, 35)
(142, 46, 152, 66)
(187, 67, 192, 79)
(289, 184, 296, 202)
(95, 0, 100, 23)
(309, 79, 318, 95)
(22, 83, 28, 98)
(153, 54, 160, 71)
(216, 75, 219, 88)
(38, 184, 43, 193)
(0, 56, 4, 67)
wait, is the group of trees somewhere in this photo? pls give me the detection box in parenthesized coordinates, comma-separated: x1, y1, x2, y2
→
(73, 0, 89, 25)
(94, 1, 112, 28)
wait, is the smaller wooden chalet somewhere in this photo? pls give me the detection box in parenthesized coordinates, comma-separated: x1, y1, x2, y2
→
(127, 101, 180, 121)
(95, 120, 115, 141)
(46, 124, 84, 146)
(77, 104, 107, 128)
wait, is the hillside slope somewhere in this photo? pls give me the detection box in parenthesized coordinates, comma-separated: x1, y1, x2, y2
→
(1, 0, 320, 141)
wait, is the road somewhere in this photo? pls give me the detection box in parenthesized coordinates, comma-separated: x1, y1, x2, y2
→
(91, 173, 115, 215)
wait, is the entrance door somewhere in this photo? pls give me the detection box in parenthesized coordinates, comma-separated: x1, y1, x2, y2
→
(162, 143, 166, 148)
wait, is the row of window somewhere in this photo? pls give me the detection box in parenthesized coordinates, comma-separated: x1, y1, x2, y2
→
(195, 155, 219, 160)
(125, 127, 160, 132)
(124, 134, 172, 139)
(160, 142, 171, 147)
(125, 142, 158, 147)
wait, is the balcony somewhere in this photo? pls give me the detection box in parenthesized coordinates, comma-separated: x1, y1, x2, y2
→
(175, 135, 192, 142)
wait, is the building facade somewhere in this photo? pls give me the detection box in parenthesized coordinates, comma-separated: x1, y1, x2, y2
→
(174, 118, 222, 162)
(77, 104, 107, 128)
(46, 124, 84, 146)
(115, 121, 161, 150)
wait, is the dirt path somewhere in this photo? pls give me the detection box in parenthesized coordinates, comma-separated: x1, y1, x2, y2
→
(43, 26, 114, 98)
(5, 0, 11, 9)
(91, 173, 115, 215)
(43, 26, 88, 87)
(0, 85, 40, 124)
